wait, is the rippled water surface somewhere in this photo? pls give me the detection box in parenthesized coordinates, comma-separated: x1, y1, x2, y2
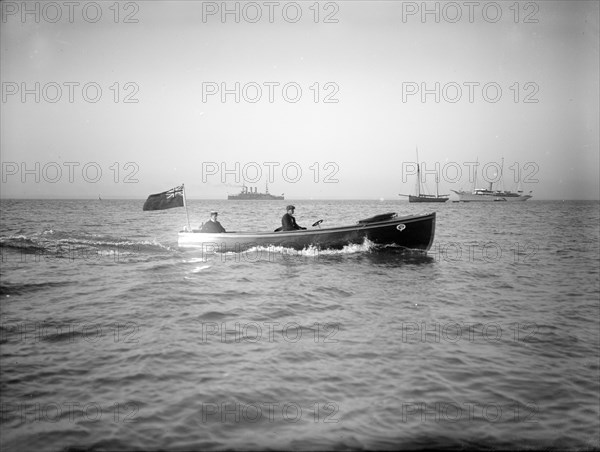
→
(1, 199, 599, 450)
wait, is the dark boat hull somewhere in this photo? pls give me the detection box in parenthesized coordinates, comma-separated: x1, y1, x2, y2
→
(178, 212, 436, 252)
(408, 195, 449, 203)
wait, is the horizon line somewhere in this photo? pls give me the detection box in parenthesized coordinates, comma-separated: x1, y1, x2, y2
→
(1, 197, 599, 202)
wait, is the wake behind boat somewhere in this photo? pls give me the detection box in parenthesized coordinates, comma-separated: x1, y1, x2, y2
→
(178, 212, 436, 252)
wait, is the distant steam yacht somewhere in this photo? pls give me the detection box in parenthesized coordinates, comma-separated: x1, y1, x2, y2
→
(452, 158, 532, 202)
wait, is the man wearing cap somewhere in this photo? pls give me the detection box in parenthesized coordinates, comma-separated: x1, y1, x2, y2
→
(200, 211, 226, 233)
(281, 205, 306, 231)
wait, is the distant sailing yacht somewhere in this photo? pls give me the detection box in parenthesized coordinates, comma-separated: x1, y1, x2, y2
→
(399, 148, 449, 203)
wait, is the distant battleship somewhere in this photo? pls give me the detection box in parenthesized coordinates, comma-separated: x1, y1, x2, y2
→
(227, 184, 284, 200)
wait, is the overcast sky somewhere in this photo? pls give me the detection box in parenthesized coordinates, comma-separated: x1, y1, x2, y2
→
(1, 1, 598, 200)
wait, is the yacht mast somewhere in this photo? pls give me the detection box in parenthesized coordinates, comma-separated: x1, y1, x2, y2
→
(416, 146, 421, 197)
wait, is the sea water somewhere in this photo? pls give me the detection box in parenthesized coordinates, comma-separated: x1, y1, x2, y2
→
(1, 199, 599, 450)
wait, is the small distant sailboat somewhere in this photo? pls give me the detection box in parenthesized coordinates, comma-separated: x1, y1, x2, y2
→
(98, 195, 102, 201)
(399, 148, 449, 203)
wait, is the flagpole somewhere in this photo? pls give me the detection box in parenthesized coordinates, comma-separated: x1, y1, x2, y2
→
(182, 183, 191, 231)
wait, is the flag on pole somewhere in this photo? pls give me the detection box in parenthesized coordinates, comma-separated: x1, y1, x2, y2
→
(143, 185, 184, 211)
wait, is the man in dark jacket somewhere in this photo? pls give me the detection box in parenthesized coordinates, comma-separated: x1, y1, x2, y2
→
(200, 211, 226, 233)
(281, 205, 306, 231)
